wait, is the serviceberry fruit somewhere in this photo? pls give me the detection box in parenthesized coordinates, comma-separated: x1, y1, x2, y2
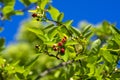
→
(58, 42, 63, 46)
(62, 38, 66, 43)
(32, 13, 37, 17)
(60, 48, 65, 53)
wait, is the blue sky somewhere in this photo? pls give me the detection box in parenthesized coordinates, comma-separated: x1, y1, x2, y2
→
(1, 0, 120, 45)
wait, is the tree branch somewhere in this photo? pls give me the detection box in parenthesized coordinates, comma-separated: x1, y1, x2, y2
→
(35, 60, 74, 80)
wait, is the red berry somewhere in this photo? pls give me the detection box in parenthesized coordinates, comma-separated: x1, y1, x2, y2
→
(32, 13, 37, 17)
(60, 48, 65, 53)
(58, 42, 63, 46)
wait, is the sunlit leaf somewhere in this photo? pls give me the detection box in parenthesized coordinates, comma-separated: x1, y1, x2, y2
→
(20, 0, 31, 6)
(65, 40, 78, 46)
(43, 24, 54, 30)
(27, 27, 43, 35)
(82, 25, 91, 35)
(63, 20, 73, 28)
(102, 50, 114, 63)
(89, 39, 101, 54)
(48, 27, 58, 39)
(48, 5, 60, 21)
(57, 12, 64, 22)
(39, 0, 49, 10)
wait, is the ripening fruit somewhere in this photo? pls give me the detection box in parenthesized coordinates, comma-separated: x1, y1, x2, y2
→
(53, 47, 58, 51)
(61, 38, 66, 43)
(32, 13, 37, 17)
(58, 42, 63, 46)
(60, 48, 65, 53)
(64, 36, 67, 39)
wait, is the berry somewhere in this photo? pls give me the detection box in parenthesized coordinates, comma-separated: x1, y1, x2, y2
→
(32, 13, 37, 17)
(61, 38, 66, 43)
(58, 42, 63, 46)
(60, 48, 65, 53)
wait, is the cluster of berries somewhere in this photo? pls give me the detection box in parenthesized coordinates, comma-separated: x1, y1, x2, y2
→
(53, 36, 67, 54)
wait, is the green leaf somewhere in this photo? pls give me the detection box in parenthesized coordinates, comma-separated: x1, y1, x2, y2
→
(63, 20, 73, 28)
(102, 50, 114, 63)
(2, 0, 15, 19)
(65, 40, 78, 46)
(89, 39, 101, 54)
(29, 0, 37, 3)
(14, 10, 24, 15)
(84, 31, 93, 39)
(70, 26, 82, 38)
(25, 54, 40, 67)
(75, 55, 88, 61)
(48, 27, 58, 39)
(110, 25, 120, 34)
(36, 34, 47, 42)
(19, 0, 31, 6)
(0, 38, 5, 48)
(48, 5, 60, 21)
(82, 25, 91, 35)
(43, 24, 54, 30)
(57, 12, 64, 22)
(28, 10, 37, 13)
(27, 27, 43, 35)
(16, 72, 25, 79)
(87, 63, 95, 76)
(39, 0, 49, 10)
(111, 72, 120, 78)
(44, 41, 55, 46)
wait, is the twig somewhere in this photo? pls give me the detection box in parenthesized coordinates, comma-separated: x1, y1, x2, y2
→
(35, 60, 74, 80)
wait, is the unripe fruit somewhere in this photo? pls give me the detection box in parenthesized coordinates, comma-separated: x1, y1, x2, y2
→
(60, 48, 65, 53)
(32, 13, 37, 17)
(58, 42, 63, 46)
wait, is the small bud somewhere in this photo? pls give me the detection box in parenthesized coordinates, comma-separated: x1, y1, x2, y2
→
(36, 6, 40, 9)
(36, 19, 39, 21)
(53, 47, 58, 51)
(35, 45, 40, 49)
